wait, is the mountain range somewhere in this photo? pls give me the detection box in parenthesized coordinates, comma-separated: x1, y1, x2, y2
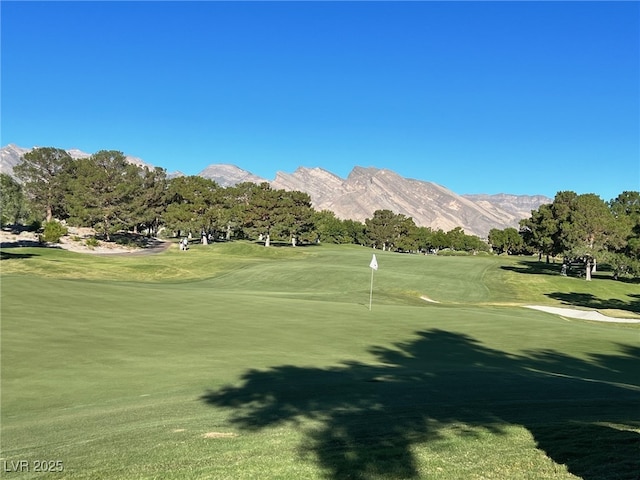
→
(1, 144, 551, 238)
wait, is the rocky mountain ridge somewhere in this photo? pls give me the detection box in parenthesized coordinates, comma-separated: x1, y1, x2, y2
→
(1, 144, 551, 238)
(0, 144, 155, 176)
(268, 166, 548, 238)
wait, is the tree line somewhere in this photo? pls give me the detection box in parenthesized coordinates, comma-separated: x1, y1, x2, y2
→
(1, 147, 487, 253)
(489, 191, 640, 279)
(2, 147, 638, 278)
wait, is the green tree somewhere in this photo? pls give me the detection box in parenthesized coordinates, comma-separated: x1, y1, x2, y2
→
(430, 229, 449, 253)
(560, 194, 614, 280)
(219, 182, 260, 241)
(342, 219, 367, 245)
(13, 147, 73, 222)
(365, 210, 400, 250)
(445, 227, 465, 250)
(242, 184, 314, 246)
(412, 226, 434, 253)
(520, 202, 561, 262)
(163, 176, 220, 237)
(489, 227, 524, 255)
(66, 151, 141, 241)
(606, 191, 640, 278)
(313, 210, 348, 244)
(242, 183, 280, 246)
(463, 234, 490, 254)
(522, 191, 628, 280)
(0, 173, 27, 226)
(128, 167, 168, 236)
(276, 190, 315, 245)
(394, 216, 419, 252)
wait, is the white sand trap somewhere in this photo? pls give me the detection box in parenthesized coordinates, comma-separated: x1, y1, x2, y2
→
(420, 295, 440, 304)
(525, 305, 640, 323)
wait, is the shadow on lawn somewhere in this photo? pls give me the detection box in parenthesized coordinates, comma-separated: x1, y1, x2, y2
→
(501, 259, 619, 279)
(202, 330, 640, 480)
(501, 259, 564, 276)
(547, 292, 640, 315)
(0, 249, 41, 260)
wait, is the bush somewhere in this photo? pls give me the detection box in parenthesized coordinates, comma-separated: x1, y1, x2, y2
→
(115, 236, 135, 247)
(41, 221, 68, 243)
(85, 237, 100, 248)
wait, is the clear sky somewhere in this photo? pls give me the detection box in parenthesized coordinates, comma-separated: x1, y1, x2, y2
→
(2, 1, 638, 201)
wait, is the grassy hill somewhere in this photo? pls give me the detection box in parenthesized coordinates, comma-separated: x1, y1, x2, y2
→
(1, 242, 638, 479)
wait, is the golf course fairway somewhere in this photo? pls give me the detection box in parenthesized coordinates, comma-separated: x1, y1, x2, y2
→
(1, 242, 638, 479)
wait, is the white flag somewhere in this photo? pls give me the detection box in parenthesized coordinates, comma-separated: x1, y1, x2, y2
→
(369, 254, 378, 271)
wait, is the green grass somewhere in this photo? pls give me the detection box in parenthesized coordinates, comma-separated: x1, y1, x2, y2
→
(1, 242, 638, 479)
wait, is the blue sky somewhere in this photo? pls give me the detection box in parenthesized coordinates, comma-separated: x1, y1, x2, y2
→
(2, 1, 638, 200)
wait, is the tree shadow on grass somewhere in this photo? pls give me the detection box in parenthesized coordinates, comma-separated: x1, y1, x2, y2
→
(501, 259, 564, 276)
(502, 260, 640, 284)
(546, 292, 640, 314)
(202, 330, 639, 479)
(0, 250, 40, 260)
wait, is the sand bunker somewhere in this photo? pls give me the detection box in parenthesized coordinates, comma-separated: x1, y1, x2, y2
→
(525, 305, 640, 323)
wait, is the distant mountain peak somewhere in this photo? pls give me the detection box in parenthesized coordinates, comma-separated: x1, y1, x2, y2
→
(0, 144, 154, 176)
(198, 164, 266, 187)
(272, 164, 551, 238)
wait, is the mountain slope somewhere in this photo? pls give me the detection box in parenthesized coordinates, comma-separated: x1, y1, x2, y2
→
(1, 144, 176, 178)
(198, 164, 266, 187)
(271, 166, 550, 238)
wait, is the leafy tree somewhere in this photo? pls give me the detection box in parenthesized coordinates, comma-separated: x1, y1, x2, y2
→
(241, 184, 314, 246)
(444, 226, 467, 251)
(66, 150, 141, 241)
(219, 182, 261, 241)
(313, 210, 348, 244)
(522, 191, 637, 280)
(163, 175, 220, 237)
(365, 210, 401, 250)
(241, 183, 280, 246)
(0, 173, 27, 226)
(520, 200, 562, 262)
(342, 219, 367, 245)
(14, 147, 73, 222)
(429, 229, 449, 253)
(559, 194, 614, 280)
(412, 226, 434, 253)
(463, 234, 490, 254)
(489, 227, 524, 255)
(276, 190, 315, 245)
(394, 216, 419, 252)
(128, 167, 168, 236)
(606, 191, 640, 278)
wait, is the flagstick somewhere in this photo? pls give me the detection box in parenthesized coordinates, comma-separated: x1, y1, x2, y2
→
(369, 267, 374, 311)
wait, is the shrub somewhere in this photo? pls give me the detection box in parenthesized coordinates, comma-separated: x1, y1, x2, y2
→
(41, 221, 68, 243)
(115, 236, 134, 247)
(85, 237, 100, 248)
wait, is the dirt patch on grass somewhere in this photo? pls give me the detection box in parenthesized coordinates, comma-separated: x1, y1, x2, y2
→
(202, 432, 238, 439)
